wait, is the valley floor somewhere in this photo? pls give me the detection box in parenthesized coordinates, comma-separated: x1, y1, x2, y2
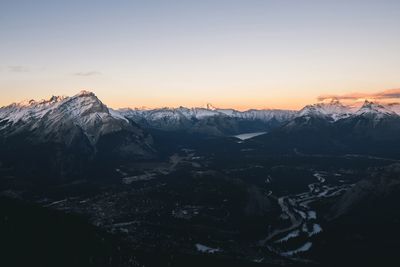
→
(1, 133, 399, 266)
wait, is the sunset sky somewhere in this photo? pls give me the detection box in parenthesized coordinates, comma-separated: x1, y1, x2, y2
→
(1, 0, 400, 110)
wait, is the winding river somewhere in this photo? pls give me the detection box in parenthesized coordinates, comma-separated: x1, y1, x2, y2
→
(260, 171, 353, 258)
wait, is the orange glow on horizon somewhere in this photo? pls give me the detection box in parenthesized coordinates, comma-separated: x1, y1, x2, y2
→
(2, 87, 400, 112)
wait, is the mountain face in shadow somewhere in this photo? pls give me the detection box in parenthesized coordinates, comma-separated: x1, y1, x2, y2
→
(120, 106, 296, 136)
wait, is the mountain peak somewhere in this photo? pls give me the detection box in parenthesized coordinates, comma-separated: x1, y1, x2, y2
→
(359, 100, 384, 110)
(0, 91, 111, 128)
(76, 90, 96, 97)
(48, 95, 66, 102)
(328, 98, 342, 105)
(361, 99, 373, 107)
(356, 100, 395, 117)
(205, 103, 217, 110)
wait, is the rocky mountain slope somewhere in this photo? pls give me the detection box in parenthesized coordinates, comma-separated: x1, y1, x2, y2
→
(0, 91, 154, 181)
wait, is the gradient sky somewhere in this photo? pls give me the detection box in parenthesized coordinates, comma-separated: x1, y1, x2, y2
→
(1, 0, 400, 110)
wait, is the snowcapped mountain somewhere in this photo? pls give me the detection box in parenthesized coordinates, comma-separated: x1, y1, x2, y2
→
(119, 99, 400, 136)
(281, 99, 353, 132)
(253, 99, 400, 157)
(337, 100, 400, 138)
(355, 100, 397, 119)
(297, 99, 353, 121)
(0, 90, 153, 147)
(0, 91, 154, 180)
(289, 99, 400, 126)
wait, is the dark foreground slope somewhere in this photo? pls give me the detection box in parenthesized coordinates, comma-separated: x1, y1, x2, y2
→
(0, 197, 136, 267)
(0, 196, 311, 267)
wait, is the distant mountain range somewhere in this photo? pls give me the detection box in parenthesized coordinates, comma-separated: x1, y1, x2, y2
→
(119, 98, 400, 134)
(3, 91, 400, 142)
(3, 91, 400, 137)
(2, 91, 400, 180)
(119, 105, 296, 135)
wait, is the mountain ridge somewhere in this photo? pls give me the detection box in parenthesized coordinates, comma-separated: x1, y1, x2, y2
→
(4, 91, 400, 140)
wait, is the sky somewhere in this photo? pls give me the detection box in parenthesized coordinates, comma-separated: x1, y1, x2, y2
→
(1, 0, 400, 110)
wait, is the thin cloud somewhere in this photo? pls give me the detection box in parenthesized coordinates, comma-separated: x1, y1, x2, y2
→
(8, 65, 30, 72)
(375, 89, 400, 99)
(73, 71, 102, 76)
(318, 89, 400, 101)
